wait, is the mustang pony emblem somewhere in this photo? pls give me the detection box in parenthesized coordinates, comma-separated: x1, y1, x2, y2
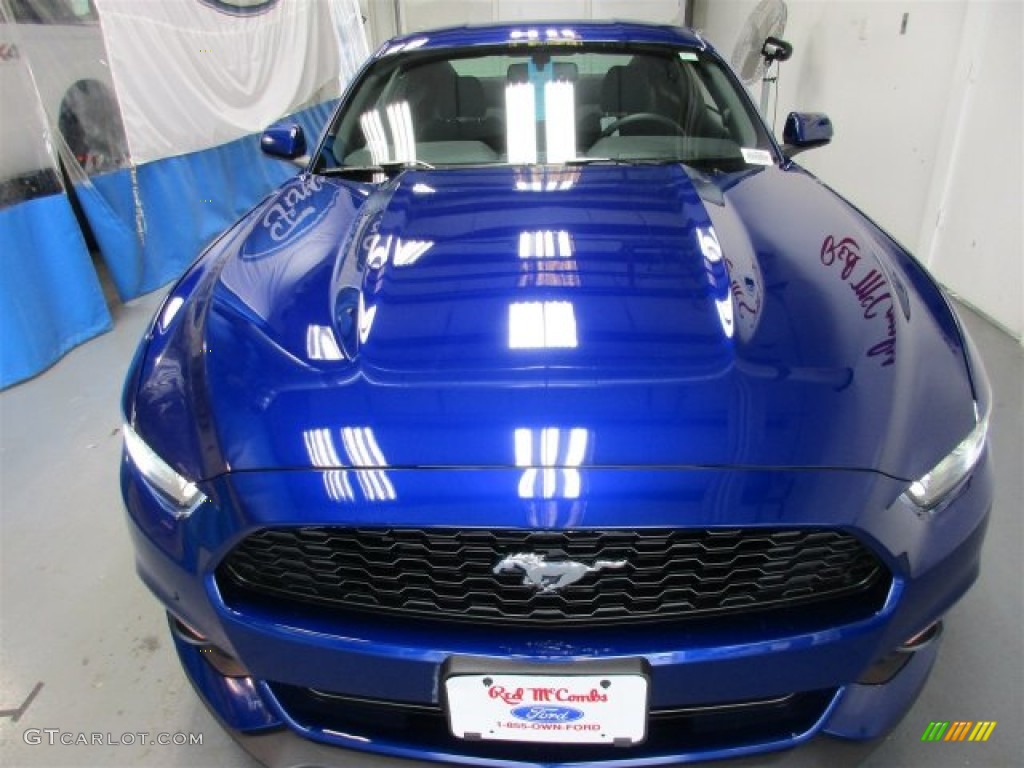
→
(493, 553, 627, 594)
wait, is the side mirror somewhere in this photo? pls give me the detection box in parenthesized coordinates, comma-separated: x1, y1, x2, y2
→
(782, 112, 833, 157)
(260, 122, 307, 165)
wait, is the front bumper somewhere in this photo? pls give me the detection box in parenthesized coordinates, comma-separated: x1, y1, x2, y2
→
(122, 458, 992, 766)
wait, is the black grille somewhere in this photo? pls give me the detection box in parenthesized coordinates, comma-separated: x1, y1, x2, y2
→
(217, 527, 889, 626)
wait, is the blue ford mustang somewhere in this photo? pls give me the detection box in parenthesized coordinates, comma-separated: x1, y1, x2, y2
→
(120, 21, 993, 767)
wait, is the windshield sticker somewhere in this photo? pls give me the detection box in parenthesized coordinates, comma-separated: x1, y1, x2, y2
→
(678, 51, 698, 61)
(741, 148, 774, 166)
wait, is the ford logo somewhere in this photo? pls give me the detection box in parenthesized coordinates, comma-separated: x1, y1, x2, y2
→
(241, 175, 339, 261)
(510, 705, 585, 723)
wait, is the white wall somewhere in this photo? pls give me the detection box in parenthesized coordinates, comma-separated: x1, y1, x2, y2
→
(361, 0, 688, 48)
(922, 1, 1023, 342)
(694, 0, 1022, 341)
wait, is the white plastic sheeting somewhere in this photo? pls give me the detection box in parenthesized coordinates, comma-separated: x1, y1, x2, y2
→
(0, 1, 113, 388)
(95, 0, 366, 164)
(1, 0, 368, 387)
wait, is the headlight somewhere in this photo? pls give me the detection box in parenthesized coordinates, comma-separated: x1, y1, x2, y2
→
(903, 403, 989, 510)
(123, 423, 206, 515)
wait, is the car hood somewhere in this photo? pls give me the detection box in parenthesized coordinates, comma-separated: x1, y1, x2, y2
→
(137, 164, 975, 481)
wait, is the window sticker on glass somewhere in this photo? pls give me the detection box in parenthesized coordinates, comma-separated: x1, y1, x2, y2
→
(678, 51, 699, 62)
(741, 148, 774, 166)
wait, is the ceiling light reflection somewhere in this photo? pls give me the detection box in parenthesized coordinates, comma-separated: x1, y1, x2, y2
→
(324, 470, 355, 502)
(393, 238, 433, 267)
(696, 226, 723, 264)
(159, 296, 184, 332)
(386, 100, 416, 163)
(340, 426, 395, 502)
(306, 325, 344, 361)
(505, 82, 537, 164)
(302, 427, 395, 502)
(508, 301, 578, 349)
(544, 81, 577, 163)
(514, 168, 579, 192)
(302, 428, 355, 501)
(716, 296, 735, 339)
(518, 230, 572, 259)
(358, 293, 377, 345)
(366, 233, 392, 270)
(359, 109, 388, 165)
(303, 428, 341, 467)
(514, 427, 589, 499)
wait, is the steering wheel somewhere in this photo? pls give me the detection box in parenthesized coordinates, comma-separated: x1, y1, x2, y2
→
(600, 113, 687, 138)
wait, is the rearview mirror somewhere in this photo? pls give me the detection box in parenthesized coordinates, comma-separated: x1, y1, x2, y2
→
(782, 112, 833, 157)
(260, 122, 307, 166)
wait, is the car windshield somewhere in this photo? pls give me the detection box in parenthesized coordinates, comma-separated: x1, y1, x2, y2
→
(313, 42, 775, 175)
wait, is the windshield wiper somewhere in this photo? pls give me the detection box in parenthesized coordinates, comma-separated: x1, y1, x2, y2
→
(561, 157, 687, 167)
(560, 157, 636, 166)
(379, 160, 435, 172)
(318, 160, 436, 177)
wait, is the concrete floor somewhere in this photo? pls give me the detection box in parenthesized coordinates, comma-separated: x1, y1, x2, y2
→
(0, 293, 1020, 768)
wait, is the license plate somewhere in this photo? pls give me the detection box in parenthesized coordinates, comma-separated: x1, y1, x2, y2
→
(445, 673, 647, 745)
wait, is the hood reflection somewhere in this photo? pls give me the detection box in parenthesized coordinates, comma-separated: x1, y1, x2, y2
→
(515, 427, 589, 500)
(508, 301, 578, 349)
(302, 426, 395, 503)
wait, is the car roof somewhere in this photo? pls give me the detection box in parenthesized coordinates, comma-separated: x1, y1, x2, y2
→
(377, 20, 709, 56)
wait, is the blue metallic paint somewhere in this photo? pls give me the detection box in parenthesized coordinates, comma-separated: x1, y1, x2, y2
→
(133, 163, 976, 483)
(121, 20, 993, 767)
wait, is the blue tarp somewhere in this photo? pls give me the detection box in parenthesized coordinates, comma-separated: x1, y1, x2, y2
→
(1, 100, 335, 389)
(0, 192, 112, 388)
(81, 100, 337, 300)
